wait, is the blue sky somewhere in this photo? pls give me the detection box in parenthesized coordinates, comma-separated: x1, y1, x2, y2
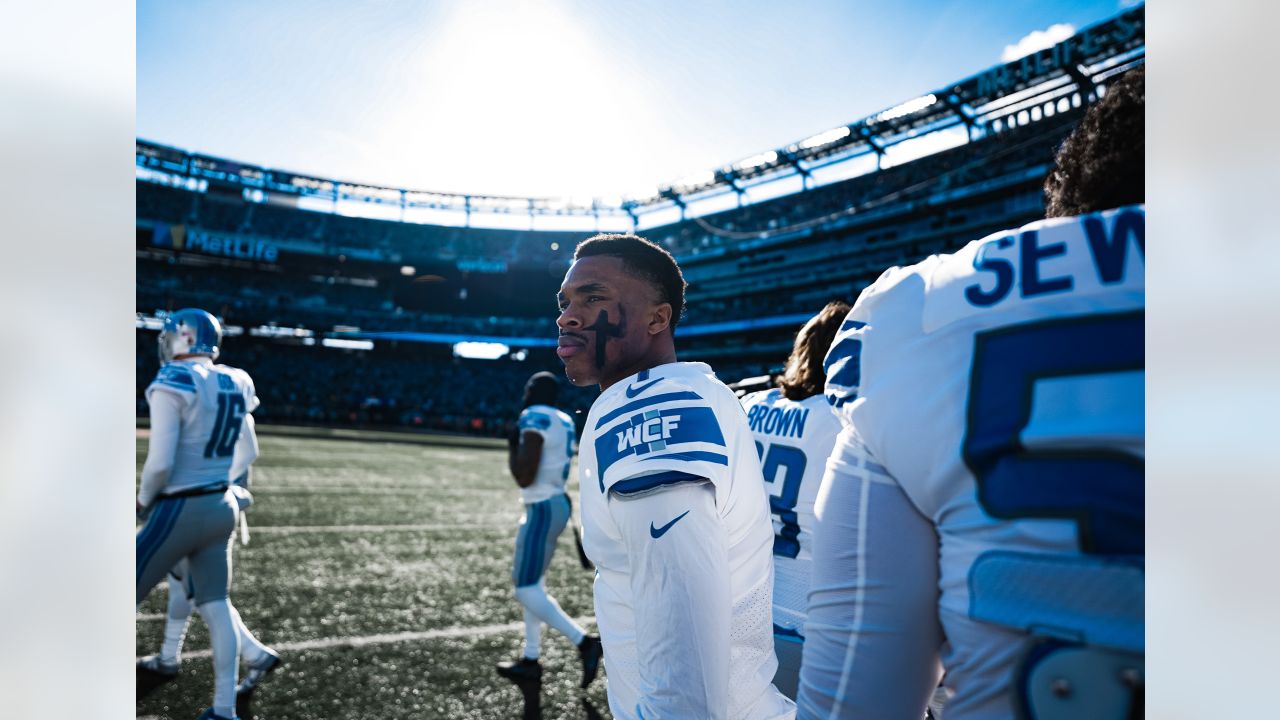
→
(138, 0, 1129, 200)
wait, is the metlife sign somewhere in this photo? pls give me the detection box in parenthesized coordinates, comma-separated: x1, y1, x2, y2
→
(152, 223, 279, 262)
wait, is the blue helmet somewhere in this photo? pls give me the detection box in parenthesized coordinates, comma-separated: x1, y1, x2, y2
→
(159, 308, 222, 363)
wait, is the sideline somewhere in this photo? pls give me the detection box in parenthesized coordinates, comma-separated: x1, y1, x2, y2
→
(136, 421, 506, 450)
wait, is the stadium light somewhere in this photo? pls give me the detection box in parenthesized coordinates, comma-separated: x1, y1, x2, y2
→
(734, 151, 777, 171)
(453, 341, 510, 360)
(796, 126, 851, 150)
(322, 338, 375, 350)
(400, 265, 416, 276)
(673, 170, 715, 191)
(875, 93, 938, 123)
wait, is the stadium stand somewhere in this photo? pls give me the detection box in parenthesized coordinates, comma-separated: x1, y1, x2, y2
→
(136, 6, 1143, 436)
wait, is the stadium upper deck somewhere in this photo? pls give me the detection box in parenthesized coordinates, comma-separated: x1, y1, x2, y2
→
(136, 6, 1143, 429)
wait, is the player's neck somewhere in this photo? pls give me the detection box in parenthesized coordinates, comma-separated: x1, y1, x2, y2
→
(599, 344, 677, 392)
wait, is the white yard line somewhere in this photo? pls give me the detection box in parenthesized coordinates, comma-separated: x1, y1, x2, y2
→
(151, 616, 596, 661)
(136, 613, 165, 621)
(249, 523, 499, 534)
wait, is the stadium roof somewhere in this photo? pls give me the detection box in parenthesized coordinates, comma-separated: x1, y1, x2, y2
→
(136, 4, 1143, 233)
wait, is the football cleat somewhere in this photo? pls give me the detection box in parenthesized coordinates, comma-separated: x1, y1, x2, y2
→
(136, 654, 179, 700)
(495, 656, 543, 682)
(578, 634, 603, 688)
(137, 654, 180, 677)
(236, 649, 283, 696)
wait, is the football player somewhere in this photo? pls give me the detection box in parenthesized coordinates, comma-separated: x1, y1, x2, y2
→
(739, 301, 848, 700)
(136, 458, 282, 703)
(496, 371, 604, 687)
(799, 67, 1145, 719)
(135, 309, 275, 720)
(557, 234, 795, 720)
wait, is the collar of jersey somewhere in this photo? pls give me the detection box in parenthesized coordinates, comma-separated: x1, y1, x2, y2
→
(602, 361, 711, 402)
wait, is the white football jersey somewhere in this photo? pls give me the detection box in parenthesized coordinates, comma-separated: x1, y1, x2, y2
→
(805, 206, 1145, 719)
(517, 403, 576, 504)
(740, 389, 841, 635)
(146, 358, 259, 495)
(579, 362, 794, 720)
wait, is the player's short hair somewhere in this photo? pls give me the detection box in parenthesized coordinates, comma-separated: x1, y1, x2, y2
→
(1044, 66, 1144, 218)
(523, 371, 560, 408)
(573, 234, 687, 331)
(777, 300, 851, 401)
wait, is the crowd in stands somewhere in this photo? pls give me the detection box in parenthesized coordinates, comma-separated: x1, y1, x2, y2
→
(136, 333, 599, 437)
(136, 112, 1080, 435)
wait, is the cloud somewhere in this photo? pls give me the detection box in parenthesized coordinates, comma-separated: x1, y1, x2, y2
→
(1001, 23, 1076, 63)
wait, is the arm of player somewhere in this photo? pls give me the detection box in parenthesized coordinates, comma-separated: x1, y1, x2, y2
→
(508, 431, 544, 488)
(612, 480, 731, 720)
(798, 429, 943, 719)
(137, 388, 184, 509)
(229, 413, 259, 488)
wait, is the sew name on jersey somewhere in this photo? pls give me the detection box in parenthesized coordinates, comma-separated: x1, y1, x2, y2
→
(746, 404, 809, 439)
(965, 208, 1144, 308)
(216, 372, 236, 391)
(595, 405, 725, 478)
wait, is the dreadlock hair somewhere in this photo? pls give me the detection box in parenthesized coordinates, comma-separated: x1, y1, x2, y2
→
(777, 300, 852, 401)
(1044, 66, 1144, 218)
(573, 234, 687, 331)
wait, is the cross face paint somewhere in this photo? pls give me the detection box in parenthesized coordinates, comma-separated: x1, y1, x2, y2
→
(587, 307, 626, 370)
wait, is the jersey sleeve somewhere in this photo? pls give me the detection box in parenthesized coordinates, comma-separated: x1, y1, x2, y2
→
(799, 427, 943, 718)
(517, 408, 553, 439)
(233, 367, 260, 413)
(591, 378, 731, 496)
(610, 480, 731, 718)
(145, 364, 198, 408)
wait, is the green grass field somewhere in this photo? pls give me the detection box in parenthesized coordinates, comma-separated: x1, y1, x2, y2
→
(137, 430, 612, 719)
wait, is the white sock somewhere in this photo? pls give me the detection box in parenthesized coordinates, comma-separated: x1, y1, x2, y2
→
(522, 608, 542, 660)
(160, 575, 194, 663)
(515, 582, 586, 646)
(196, 598, 240, 718)
(230, 602, 272, 663)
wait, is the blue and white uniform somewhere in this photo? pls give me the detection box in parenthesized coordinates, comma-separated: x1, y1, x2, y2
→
(800, 207, 1145, 719)
(740, 389, 841, 700)
(580, 362, 796, 720)
(513, 404, 576, 587)
(137, 357, 258, 605)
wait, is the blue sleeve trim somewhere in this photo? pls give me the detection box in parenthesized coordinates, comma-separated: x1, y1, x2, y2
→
(773, 623, 805, 642)
(153, 380, 196, 395)
(156, 366, 195, 386)
(840, 319, 867, 332)
(610, 470, 707, 496)
(595, 391, 703, 429)
(640, 451, 729, 466)
(519, 412, 552, 430)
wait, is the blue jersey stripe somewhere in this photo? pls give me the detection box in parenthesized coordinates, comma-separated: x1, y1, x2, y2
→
(640, 451, 729, 466)
(610, 470, 707, 496)
(773, 624, 805, 643)
(595, 391, 703, 429)
(136, 498, 185, 585)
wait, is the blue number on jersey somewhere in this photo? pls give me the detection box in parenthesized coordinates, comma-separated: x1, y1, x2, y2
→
(963, 310, 1144, 555)
(756, 441, 807, 558)
(204, 392, 247, 459)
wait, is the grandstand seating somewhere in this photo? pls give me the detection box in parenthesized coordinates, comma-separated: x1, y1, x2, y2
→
(136, 8, 1143, 435)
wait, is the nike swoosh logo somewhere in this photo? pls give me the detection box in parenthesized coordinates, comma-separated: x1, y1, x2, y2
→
(649, 510, 690, 539)
(625, 378, 662, 398)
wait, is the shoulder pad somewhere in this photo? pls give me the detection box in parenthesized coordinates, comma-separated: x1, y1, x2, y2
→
(151, 364, 198, 395)
(518, 409, 553, 431)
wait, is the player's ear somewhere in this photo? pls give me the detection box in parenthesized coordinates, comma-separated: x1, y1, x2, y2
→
(649, 302, 672, 336)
